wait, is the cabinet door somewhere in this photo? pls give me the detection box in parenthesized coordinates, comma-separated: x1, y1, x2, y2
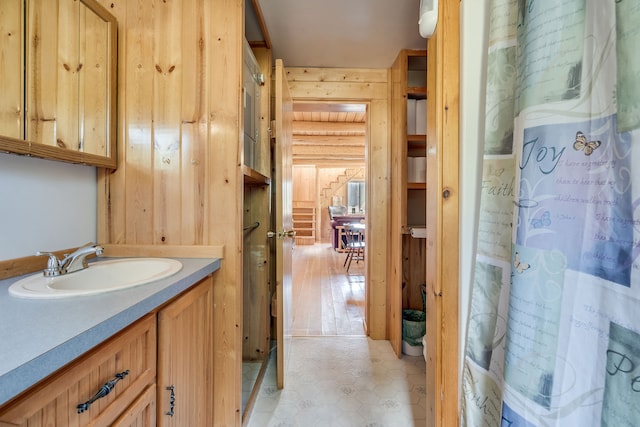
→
(157, 276, 214, 427)
(112, 384, 156, 427)
(0, 315, 156, 427)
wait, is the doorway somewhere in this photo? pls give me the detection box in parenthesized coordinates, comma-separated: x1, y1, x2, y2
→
(290, 101, 368, 337)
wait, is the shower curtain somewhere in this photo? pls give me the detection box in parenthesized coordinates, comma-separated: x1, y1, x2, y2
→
(462, 0, 640, 425)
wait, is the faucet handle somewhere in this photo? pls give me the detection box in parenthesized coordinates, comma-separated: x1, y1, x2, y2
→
(36, 251, 62, 277)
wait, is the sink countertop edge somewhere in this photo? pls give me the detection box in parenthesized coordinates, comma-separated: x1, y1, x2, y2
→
(0, 257, 221, 407)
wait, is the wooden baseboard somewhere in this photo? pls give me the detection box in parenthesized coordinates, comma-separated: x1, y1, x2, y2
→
(0, 248, 75, 280)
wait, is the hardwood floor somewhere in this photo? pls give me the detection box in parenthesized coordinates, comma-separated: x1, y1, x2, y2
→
(291, 243, 365, 336)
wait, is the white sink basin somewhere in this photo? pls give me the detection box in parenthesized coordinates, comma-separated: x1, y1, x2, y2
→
(9, 258, 183, 299)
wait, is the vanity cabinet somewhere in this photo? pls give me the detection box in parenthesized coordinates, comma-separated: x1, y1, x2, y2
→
(112, 384, 157, 427)
(157, 275, 214, 426)
(0, 314, 156, 427)
(0, 275, 215, 427)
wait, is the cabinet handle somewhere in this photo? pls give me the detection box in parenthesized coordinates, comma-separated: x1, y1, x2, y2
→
(166, 385, 176, 416)
(77, 370, 129, 413)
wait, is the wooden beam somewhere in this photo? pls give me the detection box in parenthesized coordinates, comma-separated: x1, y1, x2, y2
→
(288, 81, 388, 101)
(292, 135, 365, 145)
(293, 145, 364, 157)
(292, 121, 365, 134)
(250, 0, 271, 49)
(293, 102, 366, 113)
(287, 67, 388, 84)
(293, 159, 366, 167)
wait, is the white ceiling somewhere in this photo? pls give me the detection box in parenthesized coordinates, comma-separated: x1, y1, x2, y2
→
(247, 0, 426, 69)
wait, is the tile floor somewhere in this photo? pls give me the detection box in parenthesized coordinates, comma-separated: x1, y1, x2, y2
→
(246, 336, 427, 427)
(243, 361, 263, 413)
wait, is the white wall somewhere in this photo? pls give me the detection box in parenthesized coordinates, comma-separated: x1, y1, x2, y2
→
(459, 0, 489, 369)
(0, 153, 97, 261)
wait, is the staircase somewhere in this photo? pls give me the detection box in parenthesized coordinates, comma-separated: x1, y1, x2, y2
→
(320, 167, 365, 205)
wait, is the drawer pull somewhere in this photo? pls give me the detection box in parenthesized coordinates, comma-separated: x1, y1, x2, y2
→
(77, 370, 129, 413)
(166, 385, 176, 416)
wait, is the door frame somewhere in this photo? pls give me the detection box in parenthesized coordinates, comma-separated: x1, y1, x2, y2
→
(286, 68, 390, 339)
(424, 0, 460, 425)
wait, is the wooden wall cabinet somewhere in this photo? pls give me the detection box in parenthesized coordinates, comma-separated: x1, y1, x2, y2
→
(392, 49, 427, 231)
(0, 276, 214, 427)
(390, 49, 428, 354)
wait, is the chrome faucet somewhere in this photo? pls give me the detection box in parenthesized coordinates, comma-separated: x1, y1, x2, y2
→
(37, 243, 104, 277)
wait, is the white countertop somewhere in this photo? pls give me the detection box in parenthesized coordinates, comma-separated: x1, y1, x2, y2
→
(0, 257, 221, 406)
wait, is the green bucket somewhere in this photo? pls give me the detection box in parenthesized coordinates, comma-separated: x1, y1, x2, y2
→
(402, 309, 426, 347)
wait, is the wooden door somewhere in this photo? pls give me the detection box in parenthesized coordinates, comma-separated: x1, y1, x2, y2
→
(157, 276, 213, 426)
(274, 59, 294, 389)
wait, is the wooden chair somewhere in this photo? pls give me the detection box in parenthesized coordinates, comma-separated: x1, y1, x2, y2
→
(343, 223, 365, 272)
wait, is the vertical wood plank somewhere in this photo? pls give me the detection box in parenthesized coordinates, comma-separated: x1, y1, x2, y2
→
(367, 98, 390, 339)
(0, 0, 23, 139)
(97, 0, 127, 245)
(425, 0, 460, 425)
(389, 53, 404, 355)
(208, 0, 244, 424)
(26, 0, 59, 146)
(56, 0, 80, 151)
(124, 0, 155, 244)
(180, 0, 207, 244)
(153, 0, 183, 245)
(80, 5, 108, 156)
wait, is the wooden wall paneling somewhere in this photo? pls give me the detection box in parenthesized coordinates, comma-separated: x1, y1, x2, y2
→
(424, 0, 460, 424)
(153, 0, 183, 246)
(97, 0, 126, 245)
(207, 0, 244, 424)
(123, 0, 155, 245)
(108, 0, 156, 245)
(401, 235, 426, 311)
(179, 0, 207, 244)
(0, 0, 22, 139)
(242, 185, 271, 360)
(96, 0, 245, 424)
(292, 165, 316, 202)
(366, 98, 389, 339)
(100, 244, 224, 259)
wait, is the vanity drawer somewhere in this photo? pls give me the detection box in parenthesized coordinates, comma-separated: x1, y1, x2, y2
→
(0, 314, 156, 427)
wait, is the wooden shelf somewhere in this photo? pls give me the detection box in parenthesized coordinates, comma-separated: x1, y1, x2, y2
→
(407, 182, 426, 190)
(293, 207, 316, 245)
(242, 165, 271, 186)
(407, 87, 427, 98)
(408, 134, 427, 151)
(391, 48, 428, 327)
